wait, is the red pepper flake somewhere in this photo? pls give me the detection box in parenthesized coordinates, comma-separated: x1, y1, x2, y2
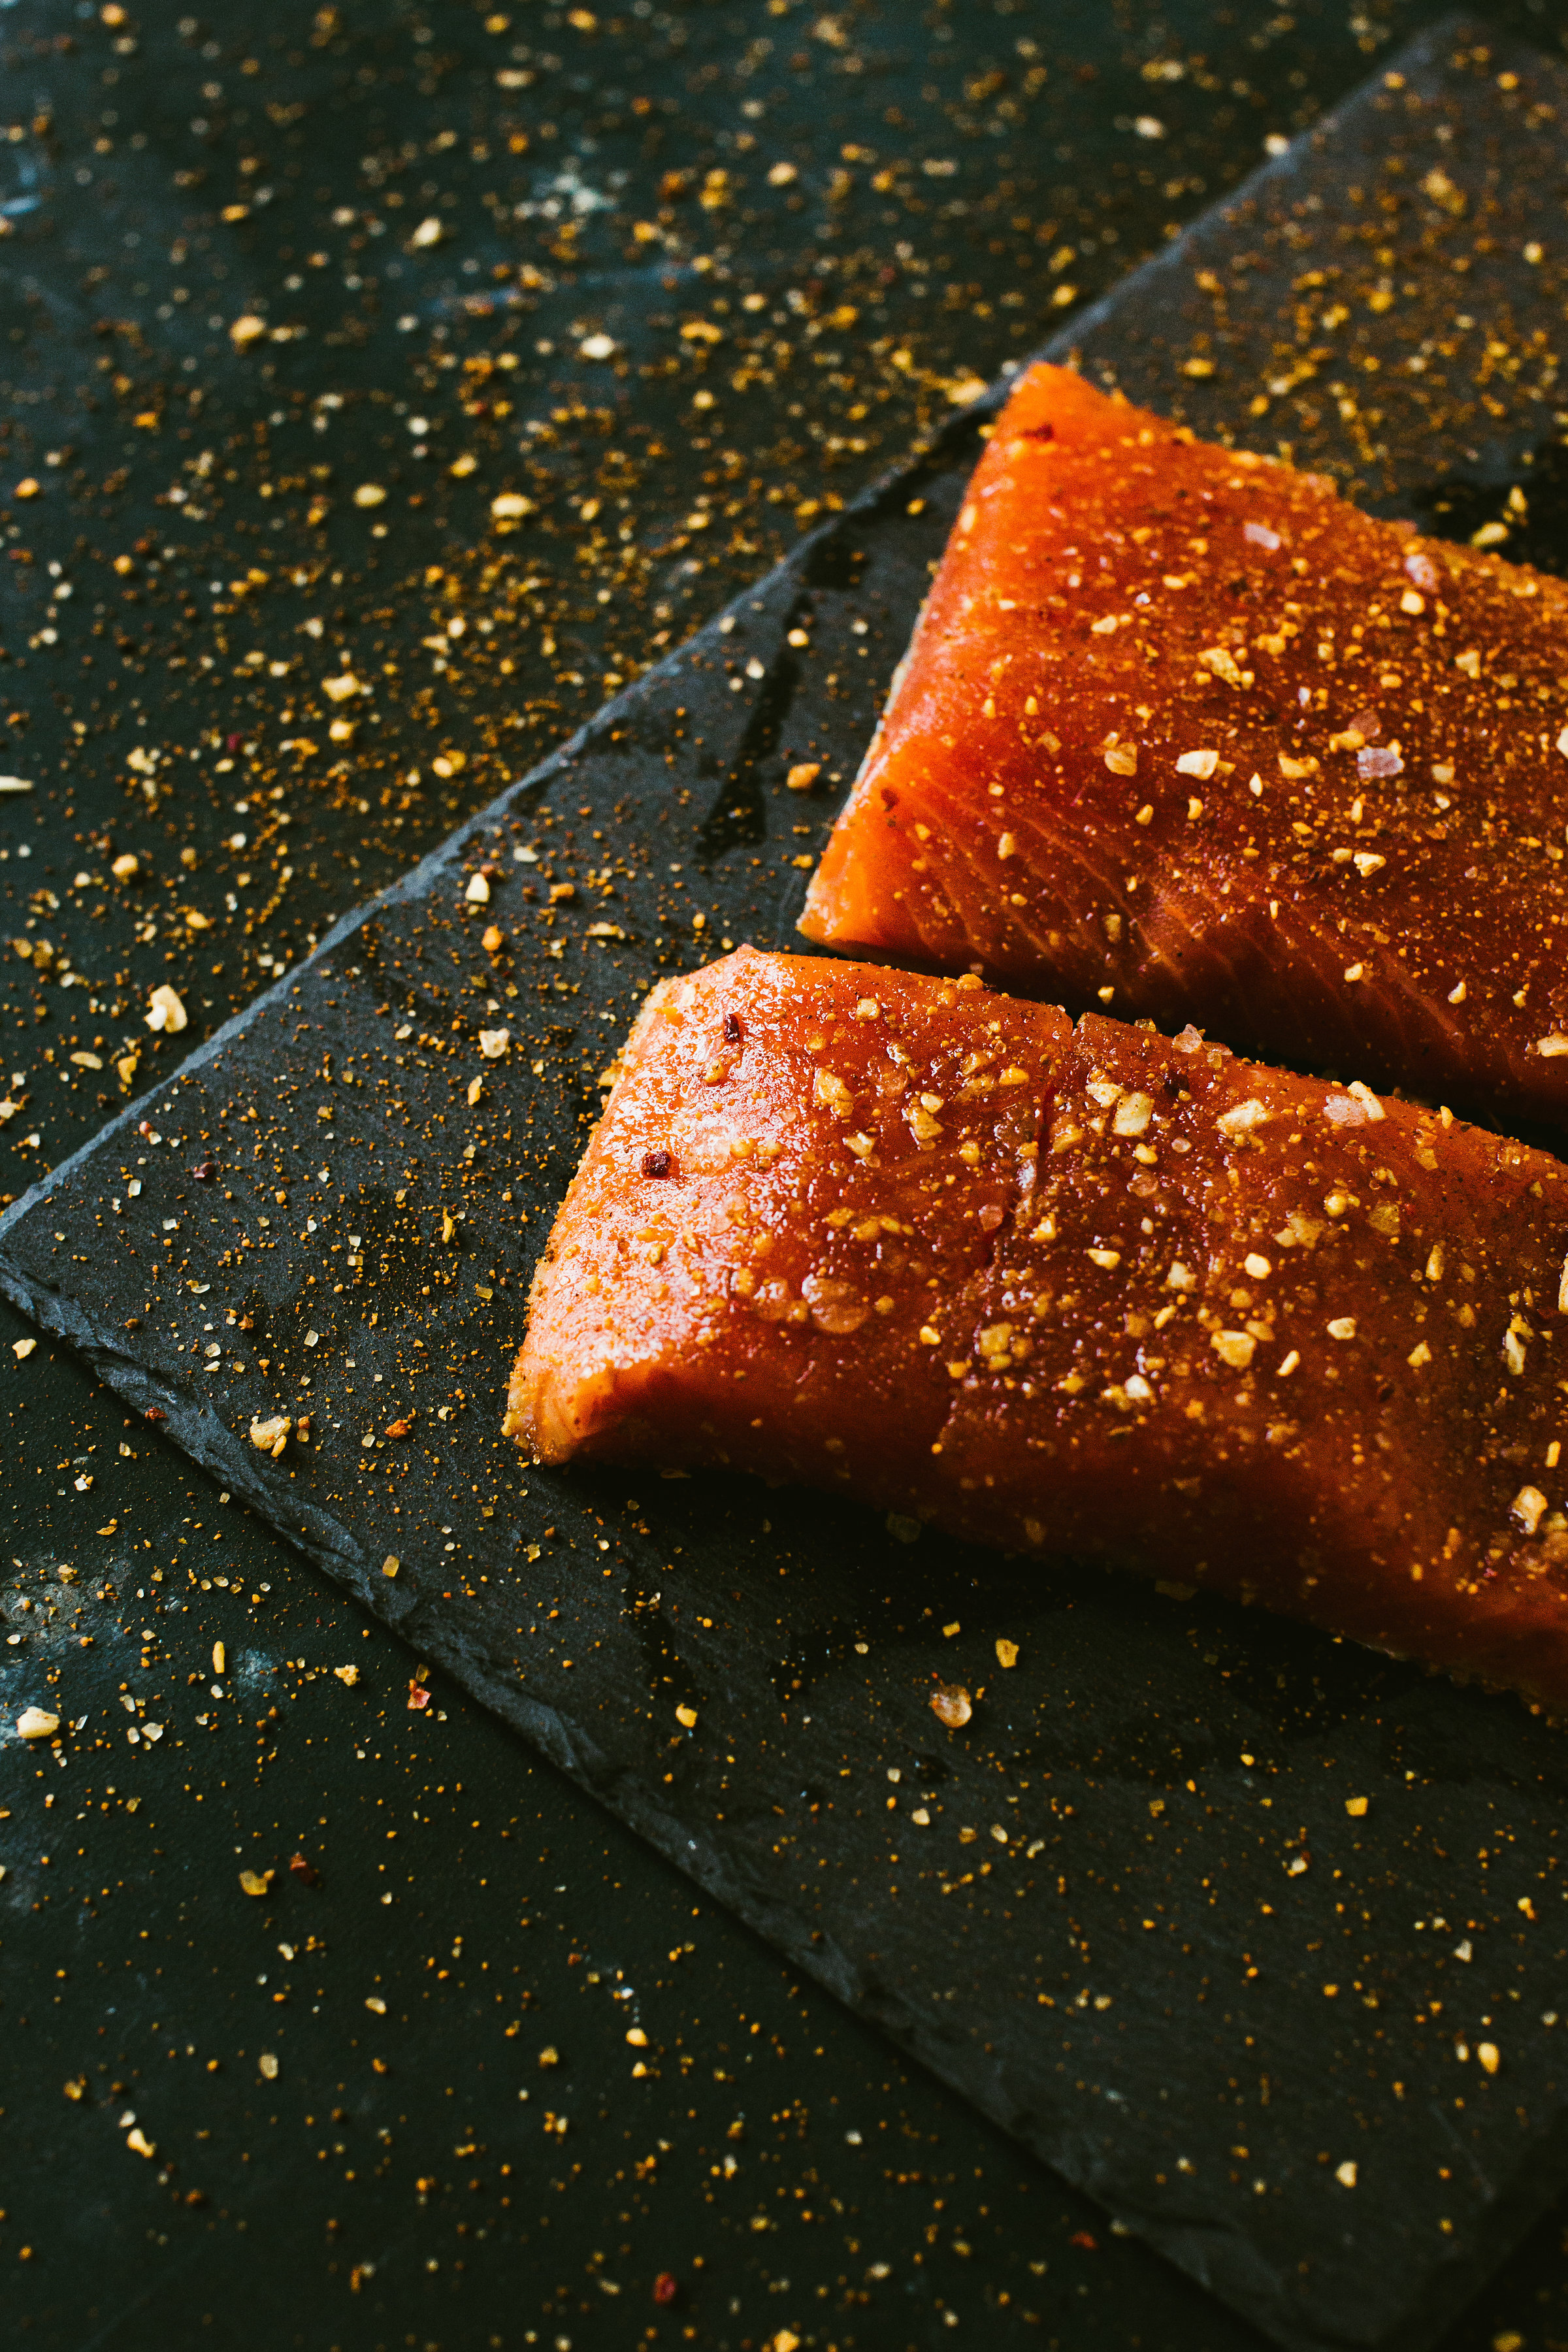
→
(384, 1416, 414, 1439)
(722, 1011, 743, 1045)
(642, 1148, 677, 1179)
(144, 1407, 167, 1423)
(190, 1159, 218, 1183)
(652, 2271, 679, 2306)
(408, 1680, 431, 1712)
(1070, 2230, 1098, 2251)
(289, 1850, 320, 1887)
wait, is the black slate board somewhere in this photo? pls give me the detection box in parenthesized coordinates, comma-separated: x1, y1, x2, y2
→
(7, 18, 1568, 2350)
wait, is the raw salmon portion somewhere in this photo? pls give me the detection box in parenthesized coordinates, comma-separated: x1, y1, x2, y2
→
(801, 361, 1568, 1131)
(510, 947, 1568, 1710)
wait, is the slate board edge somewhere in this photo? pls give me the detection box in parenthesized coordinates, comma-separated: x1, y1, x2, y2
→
(0, 16, 1554, 2349)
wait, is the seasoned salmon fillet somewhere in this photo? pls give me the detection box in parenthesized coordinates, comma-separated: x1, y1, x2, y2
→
(800, 361, 1568, 1130)
(509, 947, 1568, 1710)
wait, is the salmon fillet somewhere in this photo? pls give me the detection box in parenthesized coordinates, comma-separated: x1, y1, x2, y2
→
(800, 361, 1568, 1130)
(509, 947, 1568, 1710)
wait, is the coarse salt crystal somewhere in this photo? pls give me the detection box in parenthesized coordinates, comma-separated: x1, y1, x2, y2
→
(1323, 1087, 1379, 1128)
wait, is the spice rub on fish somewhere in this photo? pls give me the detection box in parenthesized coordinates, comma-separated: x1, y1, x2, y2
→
(509, 947, 1568, 1711)
(800, 360, 1568, 1130)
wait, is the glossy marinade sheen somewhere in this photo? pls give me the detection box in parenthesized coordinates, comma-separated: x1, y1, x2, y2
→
(509, 948, 1568, 1710)
(800, 361, 1568, 1130)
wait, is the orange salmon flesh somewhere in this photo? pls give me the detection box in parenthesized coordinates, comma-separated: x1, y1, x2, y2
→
(510, 947, 1568, 1710)
(801, 361, 1568, 1131)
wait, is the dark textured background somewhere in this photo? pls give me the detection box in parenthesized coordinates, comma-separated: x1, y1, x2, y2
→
(7, 5, 1568, 2350)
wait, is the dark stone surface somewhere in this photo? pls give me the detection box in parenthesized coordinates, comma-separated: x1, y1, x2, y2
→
(11, 8, 1568, 2352)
